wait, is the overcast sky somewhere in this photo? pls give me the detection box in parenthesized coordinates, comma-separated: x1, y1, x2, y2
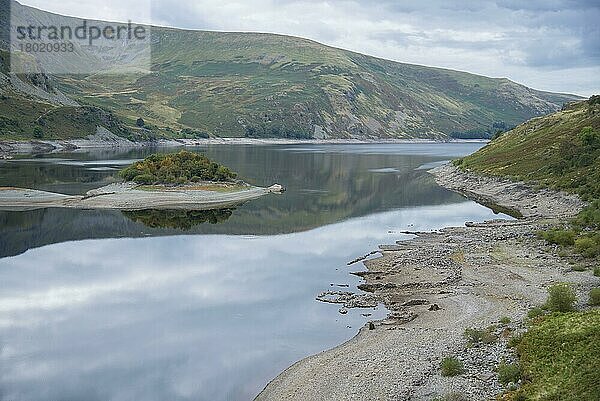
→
(19, 0, 600, 96)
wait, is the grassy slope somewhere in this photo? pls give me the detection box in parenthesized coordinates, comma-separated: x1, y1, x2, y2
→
(458, 97, 600, 198)
(0, 97, 133, 141)
(514, 311, 600, 401)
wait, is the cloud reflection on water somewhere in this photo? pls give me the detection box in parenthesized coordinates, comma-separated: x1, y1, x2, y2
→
(0, 201, 508, 401)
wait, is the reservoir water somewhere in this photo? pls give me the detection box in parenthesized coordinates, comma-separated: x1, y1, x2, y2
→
(0, 143, 506, 400)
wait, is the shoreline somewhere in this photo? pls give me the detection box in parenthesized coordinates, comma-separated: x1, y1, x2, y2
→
(256, 164, 597, 400)
(0, 137, 489, 156)
(0, 182, 281, 211)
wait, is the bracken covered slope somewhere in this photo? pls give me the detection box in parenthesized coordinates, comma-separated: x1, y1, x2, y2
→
(458, 96, 600, 199)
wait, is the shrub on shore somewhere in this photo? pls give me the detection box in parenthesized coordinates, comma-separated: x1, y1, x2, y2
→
(589, 288, 600, 306)
(119, 151, 237, 184)
(574, 234, 600, 258)
(511, 310, 600, 400)
(544, 283, 577, 312)
(497, 362, 521, 386)
(527, 307, 545, 320)
(507, 333, 523, 348)
(464, 326, 497, 345)
(539, 201, 600, 260)
(539, 228, 576, 246)
(440, 357, 465, 377)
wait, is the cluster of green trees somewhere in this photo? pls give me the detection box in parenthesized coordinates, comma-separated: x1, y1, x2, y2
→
(180, 128, 210, 139)
(244, 124, 313, 139)
(119, 151, 237, 184)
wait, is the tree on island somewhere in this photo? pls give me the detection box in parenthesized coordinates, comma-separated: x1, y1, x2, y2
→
(119, 150, 237, 184)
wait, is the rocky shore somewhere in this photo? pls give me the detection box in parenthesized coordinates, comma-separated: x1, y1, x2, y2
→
(256, 164, 598, 401)
(431, 164, 585, 219)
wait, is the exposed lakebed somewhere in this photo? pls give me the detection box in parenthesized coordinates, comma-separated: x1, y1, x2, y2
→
(0, 143, 506, 400)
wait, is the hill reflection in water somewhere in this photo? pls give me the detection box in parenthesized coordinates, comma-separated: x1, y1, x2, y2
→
(0, 143, 485, 258)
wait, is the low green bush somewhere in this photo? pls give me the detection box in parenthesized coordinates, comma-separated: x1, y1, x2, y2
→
(538, 228, 576, 246)
(545, 283, 577, 312)
(131, 173, 155, 184)
(594, 266, 600, 277)
(497, 362, 521, 385)
(500, 316, 511, 324)
(575, 234, 600, 258)
(464, 327, 497, 345)
(33, 126, 44, 139)
(440, 357, 465, 377)
(527, 307, 545, 319)
(507, 333, 523, 348)
(589, 288, 600, 306)
(452, 158, 464, 167)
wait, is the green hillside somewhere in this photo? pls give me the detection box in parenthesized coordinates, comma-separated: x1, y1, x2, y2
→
(0, 0, 582, 140)
(457, 96, 600, 199)
(65, 28, 579, 140)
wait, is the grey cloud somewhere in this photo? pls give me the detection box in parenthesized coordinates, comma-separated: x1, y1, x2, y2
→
(496, 0, 596, 12)
(376, 0, 599, 68)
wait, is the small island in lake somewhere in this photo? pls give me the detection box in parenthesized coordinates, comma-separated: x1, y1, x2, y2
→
(118, 151, 238, 185)
(0, 151, 284, 211)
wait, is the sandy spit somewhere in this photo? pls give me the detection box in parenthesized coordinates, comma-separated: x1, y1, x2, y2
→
(256, 164, 598, 401)
(0, 182, 277, 211)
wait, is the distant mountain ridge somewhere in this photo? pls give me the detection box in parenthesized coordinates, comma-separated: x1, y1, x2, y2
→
(0, 0, 583, 141)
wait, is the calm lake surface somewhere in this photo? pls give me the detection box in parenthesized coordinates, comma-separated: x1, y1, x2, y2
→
(0, 143, 507, 401)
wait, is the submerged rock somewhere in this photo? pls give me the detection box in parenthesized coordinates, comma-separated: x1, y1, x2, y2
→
(268, 183, 286, 193)
(316, 290, 378, 308)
